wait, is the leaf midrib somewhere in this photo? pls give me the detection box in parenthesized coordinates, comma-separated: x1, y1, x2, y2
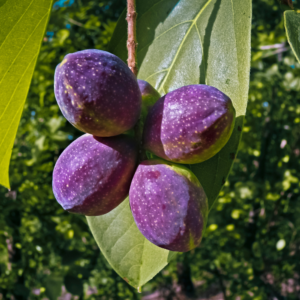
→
(158, 0, 213, 94)
(89, 203, 148, 287)
(137, 20, 193, 57)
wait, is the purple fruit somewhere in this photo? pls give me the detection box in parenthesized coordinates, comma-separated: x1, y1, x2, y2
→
(138, 79, 161, 118)
(54, 49, 142, 137)
(134, 80, 161, 146)
(143, 84, 236, 164)
(129, 160, 208, 252)
(53, 134, 138, 216)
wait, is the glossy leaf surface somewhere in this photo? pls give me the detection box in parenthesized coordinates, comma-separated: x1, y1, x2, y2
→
(0, 0, 54, 188)
(110, 0, 251, 208)
(88, 0, 252, 288)
(87, 199, 175, 288)
(284, 10, 300, 63)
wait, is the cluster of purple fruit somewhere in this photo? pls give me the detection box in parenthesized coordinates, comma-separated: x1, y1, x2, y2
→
(52, 49, 236, 252)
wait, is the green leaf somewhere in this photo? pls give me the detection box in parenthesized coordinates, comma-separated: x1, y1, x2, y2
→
(88, 0, 251, 288)
(43, 276, 63, 300)
(87, 198, 176, 289)
(284, 10, 300, 63)
(0, 0, 54, 188)
(110, 0, 251, 208)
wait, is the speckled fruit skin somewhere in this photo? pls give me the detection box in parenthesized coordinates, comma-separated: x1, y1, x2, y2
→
(143, 84, 236, 164)
(129, 160, 208, 252)
(54, 49, 142, 137)
(52, 134, 138, 216)
(138, 79, 161, 119)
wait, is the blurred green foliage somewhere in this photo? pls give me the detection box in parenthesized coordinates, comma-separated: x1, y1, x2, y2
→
(1, 0, 300, 299)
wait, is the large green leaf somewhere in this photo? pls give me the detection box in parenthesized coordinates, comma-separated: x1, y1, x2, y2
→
(110, 0, 251, 208)
(0, 0, 54, 188)
(87, 198, 175, 289)
(88, 0, 251, 288)
(284, 10, 300, 63)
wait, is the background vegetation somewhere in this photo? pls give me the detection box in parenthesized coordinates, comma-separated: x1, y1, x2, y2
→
(0, 0, 300, 299)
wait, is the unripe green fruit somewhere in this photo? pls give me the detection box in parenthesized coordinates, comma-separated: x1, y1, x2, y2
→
(138, 79, 161, 119)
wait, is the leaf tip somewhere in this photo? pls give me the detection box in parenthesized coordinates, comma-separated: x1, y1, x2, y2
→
(0, 178, 10, 190)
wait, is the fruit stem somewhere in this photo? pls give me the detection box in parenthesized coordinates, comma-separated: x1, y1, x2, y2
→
(127, 0, 146, 162)
(126, 0, 138, 76)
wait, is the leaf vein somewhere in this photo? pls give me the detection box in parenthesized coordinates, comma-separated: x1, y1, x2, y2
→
(137, 20, 193, 57)
(110, 220, 136, 252)
(100, 204, 130, 239)
(158, 0, 214, 93)
(0, 0, 35, 51)
(0, 13, 47, 104)
(194, 23, 206, 84)
(118, 242, 144, 267)
(127, 263, 144, 278)
(154, 20, 193, 43)
(0, 52, 38, 159)
(145, 68, 169, 82)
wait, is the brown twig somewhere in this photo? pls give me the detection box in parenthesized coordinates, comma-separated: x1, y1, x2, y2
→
(126, 0, 146, 162)
(126, 0, 138, 76)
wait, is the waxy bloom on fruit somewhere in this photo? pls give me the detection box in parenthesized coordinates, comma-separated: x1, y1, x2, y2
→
(143, 84, 236, 164)
(129, 160, 208, 252)
(53, 134, 138, 216)
(54, 49, 141, 137)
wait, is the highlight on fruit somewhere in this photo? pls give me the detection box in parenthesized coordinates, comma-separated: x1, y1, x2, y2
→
(53, 49, 236, 253)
